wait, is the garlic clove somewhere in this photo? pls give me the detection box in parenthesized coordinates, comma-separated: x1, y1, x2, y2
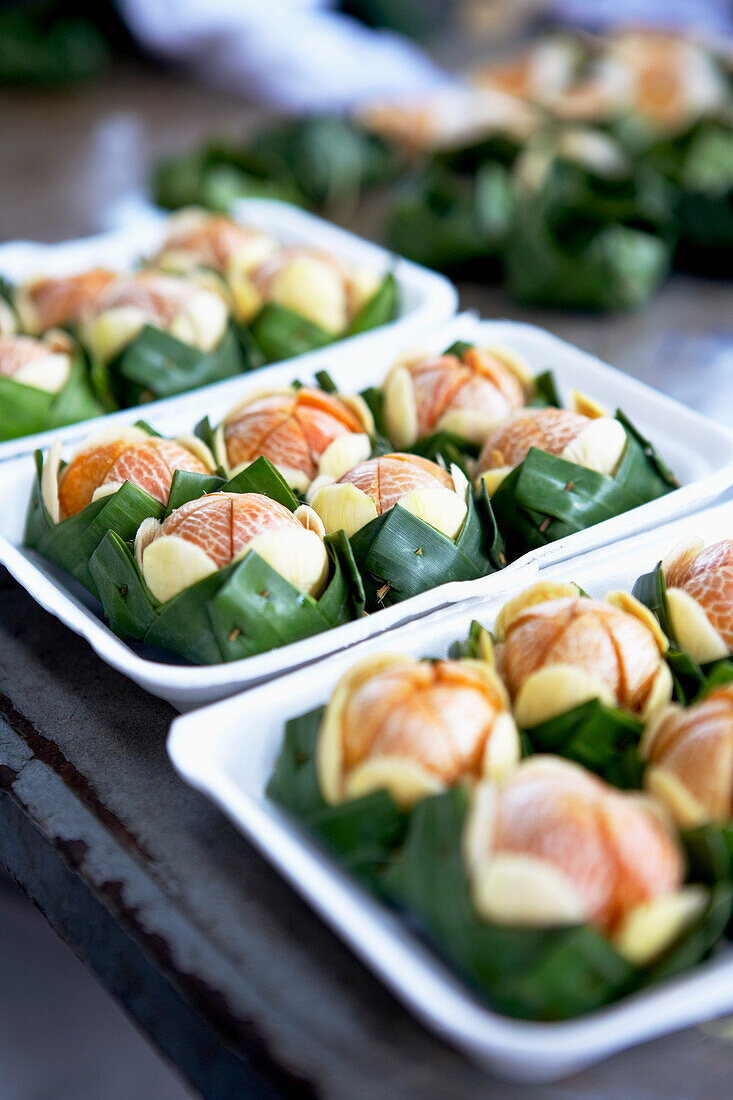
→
(614, 887, 708, 966)
(396, 486, 467, 540)
(344, 757, 444, 808)
(606, 590, 669, 652)
(561, 416, 627, 477)
(83, 306, 147, 363)
(267, 257, 347, 333)
(646, 766, 712, 828)
(481, 712, 521, 780)
(317, 432, 372, 482)
(666, 587, 729, 664)
(310, 482, 379, 538)
(41, 438, 62, 524)
(244, 526, 329, 597)
(514, 664, 616, 727)
(383, 362, 418, 449)
(471, 854, 587, 926)
(142, 533, 218, 602)
(476, 466, 513, 496)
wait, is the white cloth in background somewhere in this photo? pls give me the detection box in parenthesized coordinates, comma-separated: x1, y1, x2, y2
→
(118, 0, 452, 110)
(551, 0, 733, 34)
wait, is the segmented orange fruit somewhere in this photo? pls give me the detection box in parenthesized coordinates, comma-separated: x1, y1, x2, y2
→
(407, 348, 525, 437)
(87, 272, 199, 326)
(664, 540, 733, 649)
(491, 759, 683, 932)
(155, 491, 301, 569)
(58, 437, 208, 519)
(24, 269, 116, 330)
(477, 406, 589, 472)
(647, 687, 733, 820)
(502, 596, 664, 713)
(157, 214, 266, 273)
(338, 452, 454, 514)
(224, 388, 364, 477)
(341, 660, 507, 781)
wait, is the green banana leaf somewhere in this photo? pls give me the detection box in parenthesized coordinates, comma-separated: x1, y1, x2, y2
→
(24, 444, 164, 599)
(348, 482, 505, 610)
(153, 146, 306, 213)
(506, 159, 674, 310)
(522, 699, 645, 789)
(490, 412, 677, 562)
(88, 458, 365, 665)
(682, 823, 733, 889)
(381, 786, 732, 1019)
(386, 162, 514, 273)
(102, 322, 247, 408)
(266, 705, 406, 890)
(642, 120, 733, 274)
(246, 272, 398, 364)
(0, 354, 106, 443)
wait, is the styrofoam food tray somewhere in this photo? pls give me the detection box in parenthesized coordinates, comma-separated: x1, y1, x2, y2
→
(2, 312, 733, 710)
(168, 499, 733, 1083)
(0, 198, 458, 462)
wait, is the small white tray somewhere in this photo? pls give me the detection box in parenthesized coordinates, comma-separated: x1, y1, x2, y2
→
(168, 499, 733, 1083)
(0, 198, 457, 462)
(1, 313, 733, 709)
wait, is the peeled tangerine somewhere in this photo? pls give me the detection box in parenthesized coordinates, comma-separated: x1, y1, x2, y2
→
(44, 426, 215, 524)
(316, 652, 520, 808)
(476, 404, 627, 494)
(15, 269, 117, 335)
(0, 332, 73, 394)
(309, 452, 468, 541)
(464, 756, 706, 964)
(661, 538, 733, 664)
(232, 246, 380, 334)
(215, 386, 374, 491)
(382, 344, 531, 449)
(494, 582, 672, 727)
(134, 491, 329, 604)
(643, 686, 733, 828)
(80, 271, 229, 363)
(153, 208, 275, 281)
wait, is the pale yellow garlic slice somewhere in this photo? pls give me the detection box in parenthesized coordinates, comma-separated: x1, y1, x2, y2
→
(309, 481, 379, 538)
(344, 757, 444, 808)
(134, 516, 161, 571)
(168, 288, 228, 352)
(317, 432, 372, 481)
(228, 271, 263, 323)
(570, 389, 609, 419)
(243, 526, 329, 598)
(471, 854, 587, 927)
(665, 587, 729, 664)
(173, 433, 217, 472)
(41, 438, 63, 524)
(11, 350, 71, 394)
(614, 887, 708, 966)
(477, 466, 513, 496)
(641, 663, 674, 722)
(645, 766, 712, 829)
(561, 416, 626, 477)
(606, 590, 669, 652)
(267, 256, 348, 333)
(0, 298, 16, 337)
(481, 712, 521, 780)
(83, 306, 150, 363)
(513, 664, 616, 727)
(383, 362, 418, 449)
(142, 534, 219, 603)
(396, 485, 467, 541)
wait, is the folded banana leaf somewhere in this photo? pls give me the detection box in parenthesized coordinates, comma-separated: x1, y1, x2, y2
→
(88, 459, 365, 665)
(99, 322, 248, 408)
(490, 412, 678, 562)
(631, 561, 733, 702)
(153, 117, 400, 213)
(153, 144, 306, 213)
(24, 445, 165, 600)
(246, 272, 398, 364)
(349, 482, 505, 610)
(682, 823, 733, 891)
(642, 120, 733, 274)
(266, 706, 406, 890)
(506, 160, 674, 310)
(522, 699, 645, 789)
(386, 162, 513, 273)
(0, 353, 106, 443)
(381, 786, 732, 1020)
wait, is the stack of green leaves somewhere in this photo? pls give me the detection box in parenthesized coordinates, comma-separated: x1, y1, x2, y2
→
(1, 342, 105, 443)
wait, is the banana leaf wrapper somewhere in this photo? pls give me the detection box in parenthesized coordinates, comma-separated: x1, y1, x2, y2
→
(88, 459, 365, 666)
(522, 700, 645, 789)
(632, 562, 733, 703)
(246, 272, 398, 364)
(99, 321, 248, 408)
(643, 120, 733, 274)
(386, 162, 513, 274)
(266, 705, 406, 891)
(0, 353, 106, 443)
(682, 823, 733, 894)
(349, 482, 505, 611)
(153, 145, 306, 213)
(506, 160, 674, 311)
(24, 446, 165, 600)
(490, 412, 678, 562)
(382, 787, 732, 1020)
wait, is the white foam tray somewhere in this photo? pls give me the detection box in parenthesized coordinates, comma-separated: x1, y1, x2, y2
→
(0, 198, 457, 462)
(2, 313, 733, 710)
(168, 499, 733, 1083)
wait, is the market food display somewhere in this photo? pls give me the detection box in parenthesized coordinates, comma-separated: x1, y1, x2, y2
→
(267, 569, 733, 1021)
(0, 208, 399, 443)
(24, 335, 681, 663)
(158, 29, 732, 308)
